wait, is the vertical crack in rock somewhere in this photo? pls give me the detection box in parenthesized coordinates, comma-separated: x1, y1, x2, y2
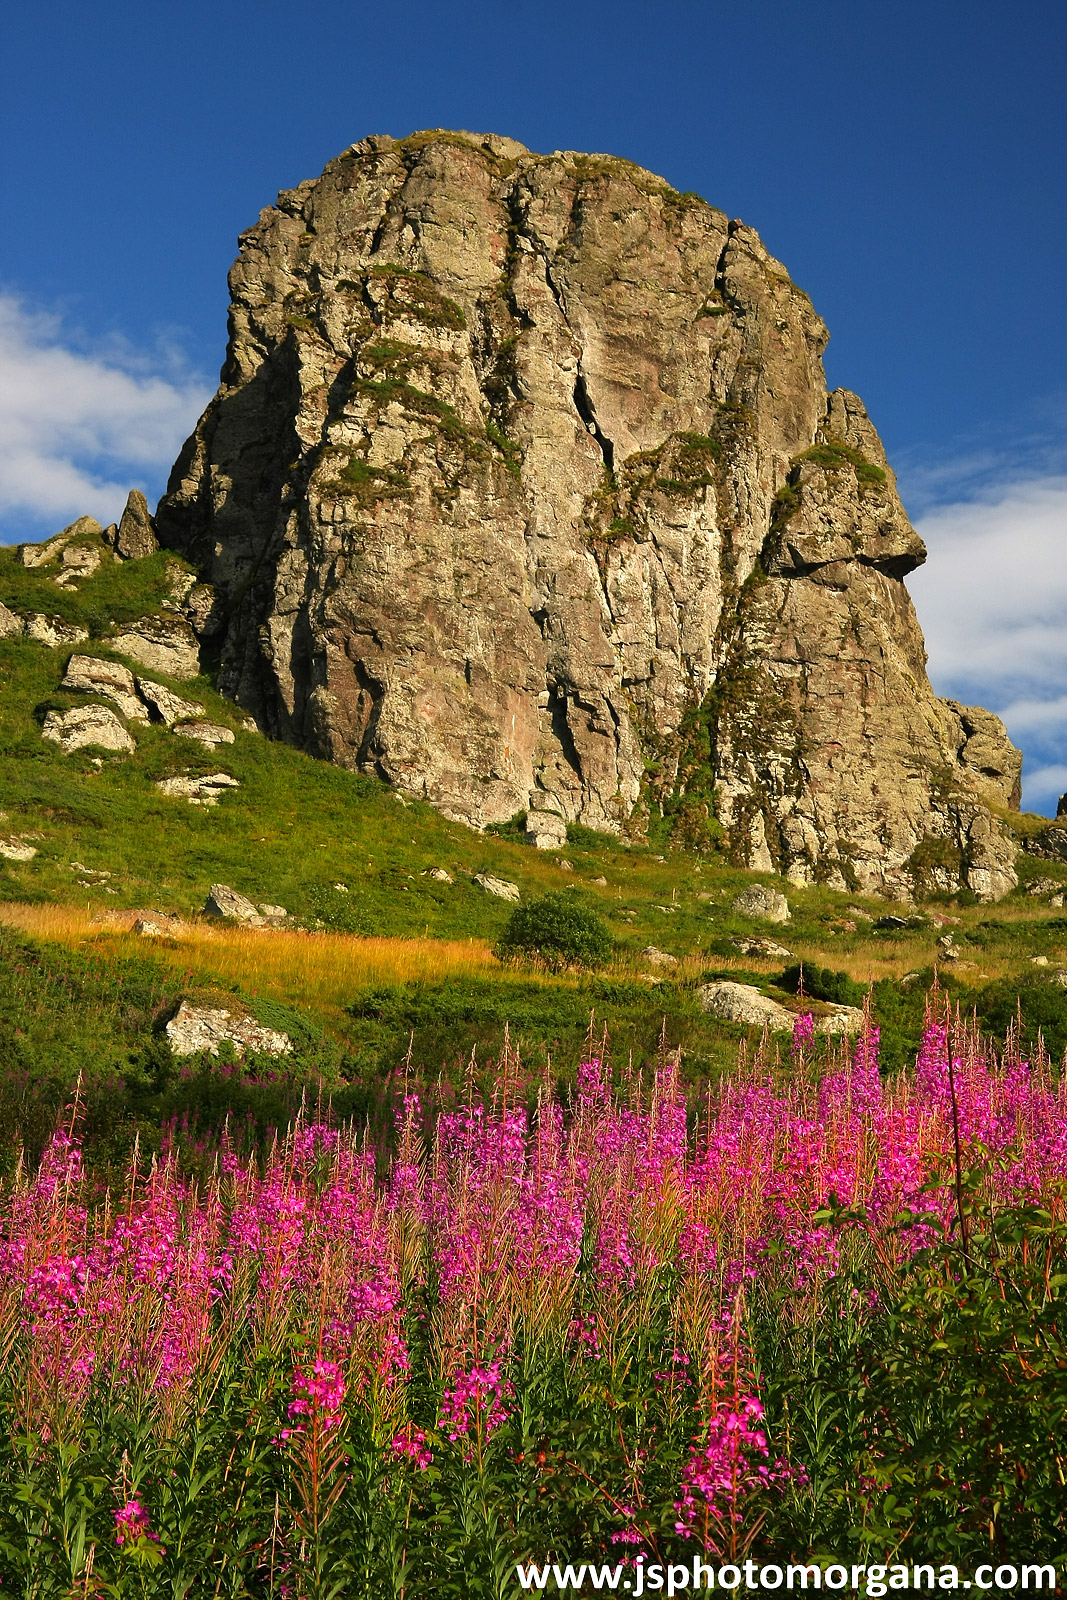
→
(156, 130, 1021, 900)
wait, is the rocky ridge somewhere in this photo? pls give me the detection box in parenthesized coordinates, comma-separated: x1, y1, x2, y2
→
(147, 133, 1016, 898)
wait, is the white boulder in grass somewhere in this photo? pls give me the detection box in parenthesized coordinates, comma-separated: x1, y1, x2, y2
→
(731, 884, 790, 924)
(165, 1001, 290, 1057)
(61, 655, 149, 722)
(137, 679, 206, 725)
(174, 721, 235, 748)
(42, 705, 135, 755)
(474, 872, 520, 902)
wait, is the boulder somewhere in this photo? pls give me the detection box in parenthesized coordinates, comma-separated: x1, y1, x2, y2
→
(258, 903, 288, 923)
(61, 655, 149, 721)
(156, 772, 240, 805)
(525, 810, 567, 850)
(732, 935, 793, 959)
(19, 517, 102, 568)
(41, 704, 135, 754)
(731, 885, 790, 924)
(474, 872, 520, 902)
(137, 679, 206, 725)
(0, 603, 22, 639)
(816, 1006, 867, 1037)
(699, 979, 865, 1036)
(54, 544, 101, 586)
(643, 945, 678, 968)
(0, 838, 36, 862)
(173, 721, 235, 747)
(24, 615, 89, 648)
(165, 1000, 290, 1057)
(203, 884, 264, 924)
(699, 981, 796, 1030)
(106, 490, 158, 561)
(1022, 826, 1067, 865)
(108, 614, 201, 679)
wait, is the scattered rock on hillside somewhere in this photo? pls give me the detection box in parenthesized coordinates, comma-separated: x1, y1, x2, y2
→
(134, 917, 167, 936)
(61, 655, 149, 721)
(474, 872, 520, 902)
(259, 903, 288, 922)
(817, 1006, 867, 1037)
(25, 615, 89, 648)
(156, 772, 240, 805)
(643, 946, 678, 968)
(699, 981, 795, 1030)
(109, 614, 201, 679)
(0, 838, 36, 861)
(54, 544, 101, 586)
(203, 884, 265, 924)
(1022, 825, 1067, 865)
(700, 980, 866, 1036)
(732, 885, 790, 924)
(845, 906, 874, 922)
(429, 867, 454, 883)
(104, 490, 159, 561)
(525, 811, 567, 850)
(165, 1000, 290, 1057)
(137, 679, 206, 725)
(732, 935, 793, 959)
(590, 875, 608, 886)
(556, 858, 574, 872)
(0, 602, 21, 639)
(18, 517, 102, 568)
(42, 704, 135, 754)
(174, 721, 235, 747)
(1029, 955, 1050, 966)
(1052, 970, 1067, 987)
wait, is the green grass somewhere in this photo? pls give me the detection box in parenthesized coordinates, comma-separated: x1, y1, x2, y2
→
(4, 536, 1067, 1148)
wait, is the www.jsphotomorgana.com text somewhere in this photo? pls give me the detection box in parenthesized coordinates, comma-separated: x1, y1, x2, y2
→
(513, 1558, 1057, 1595)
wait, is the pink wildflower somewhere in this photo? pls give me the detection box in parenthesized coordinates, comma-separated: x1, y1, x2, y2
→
(114, 1497, 161, 1549)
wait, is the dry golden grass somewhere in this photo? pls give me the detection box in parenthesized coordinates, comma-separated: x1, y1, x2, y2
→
(0, 902, 501, 1019)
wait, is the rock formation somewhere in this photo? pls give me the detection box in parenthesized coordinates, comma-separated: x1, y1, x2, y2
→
(157, 129, 1021, 899)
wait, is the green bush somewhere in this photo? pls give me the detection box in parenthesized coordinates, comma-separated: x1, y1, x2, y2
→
(779, 963, 865, 1007)
(495, 891, 613, 969)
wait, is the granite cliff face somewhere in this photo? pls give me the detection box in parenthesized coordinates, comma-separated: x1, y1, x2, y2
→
(157, 130, 1021, 900)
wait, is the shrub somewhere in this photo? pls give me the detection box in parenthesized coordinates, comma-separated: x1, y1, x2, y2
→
(495, 890, 613, 969)
(779, 963, 864, 1007)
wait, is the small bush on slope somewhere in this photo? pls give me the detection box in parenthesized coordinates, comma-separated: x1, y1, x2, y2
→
(495, 890, 614, 969)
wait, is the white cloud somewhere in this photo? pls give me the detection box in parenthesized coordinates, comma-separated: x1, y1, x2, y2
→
(0, 294, 211, 542)
(908, 475, 1067, 813)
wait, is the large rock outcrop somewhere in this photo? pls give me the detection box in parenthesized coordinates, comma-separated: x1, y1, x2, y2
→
(157, 129, 1020, 899)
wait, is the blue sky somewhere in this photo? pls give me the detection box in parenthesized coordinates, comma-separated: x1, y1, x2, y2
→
(1, 0, 1064, 806)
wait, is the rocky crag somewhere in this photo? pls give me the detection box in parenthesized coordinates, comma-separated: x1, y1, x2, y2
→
(156, 129, 1022, 900)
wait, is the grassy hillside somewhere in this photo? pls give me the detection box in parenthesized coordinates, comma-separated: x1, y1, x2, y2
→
(4, 530, 1067, 1161)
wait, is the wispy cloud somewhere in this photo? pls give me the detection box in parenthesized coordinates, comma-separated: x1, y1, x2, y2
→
(0, 294, 211, 543)
(907, 468, 1067, 814)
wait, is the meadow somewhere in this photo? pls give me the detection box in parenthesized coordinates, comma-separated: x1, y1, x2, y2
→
(0, 1005, 1063, 1595)
(3, 539, 1067, 1593)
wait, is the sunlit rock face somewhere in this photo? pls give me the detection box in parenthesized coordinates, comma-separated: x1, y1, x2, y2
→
(157, 130, 1020, 900)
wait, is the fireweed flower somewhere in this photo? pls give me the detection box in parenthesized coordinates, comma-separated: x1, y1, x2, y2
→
(791, 1012, 815, 1060)
(673, 1397, 803, 1541)
(114, 1498, 161, 1549)
(391, 1427, 433, 1469)
(439, 1360, 513, 1446)
(279, 1359, 346, 1442)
